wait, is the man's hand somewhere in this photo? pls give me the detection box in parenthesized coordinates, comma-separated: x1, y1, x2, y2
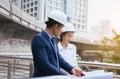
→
(71, 67, 85, 77)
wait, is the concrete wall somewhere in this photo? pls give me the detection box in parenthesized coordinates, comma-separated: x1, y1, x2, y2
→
(0, 20, 38, 53)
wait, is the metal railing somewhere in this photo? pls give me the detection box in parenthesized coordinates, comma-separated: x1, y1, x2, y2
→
(77, 61, 120, 78)
(0, 55, 120, 78)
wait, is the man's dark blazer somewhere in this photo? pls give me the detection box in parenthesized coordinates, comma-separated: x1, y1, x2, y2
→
(31, 31, 73, 77)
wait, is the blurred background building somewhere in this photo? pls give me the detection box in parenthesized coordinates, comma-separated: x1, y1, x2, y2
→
(12, 0, 88, 31)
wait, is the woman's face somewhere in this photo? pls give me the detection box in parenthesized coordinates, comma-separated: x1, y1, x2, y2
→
(62, 32, 74, 43)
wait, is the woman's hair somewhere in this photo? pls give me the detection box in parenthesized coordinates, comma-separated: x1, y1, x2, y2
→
(60, 32, 68, 42)
(45, 18, 63, 28)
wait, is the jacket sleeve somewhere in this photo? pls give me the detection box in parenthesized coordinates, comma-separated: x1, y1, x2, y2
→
(32, 36, 66, 75)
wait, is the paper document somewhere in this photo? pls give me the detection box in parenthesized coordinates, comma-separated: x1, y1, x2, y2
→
(32, 70, 113, 79)
(82, 72, 113, 79)
(84, 70, 105, 75)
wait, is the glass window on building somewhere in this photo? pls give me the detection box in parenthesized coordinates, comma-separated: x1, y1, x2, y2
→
(82, 15, 85, 18)
(35, 1, 37, 5)
(24, 0, 26, 3)
(73, 23, 76, 27)
(55, 2, 58, 6)
(27, 9, 29, 13)
(49, 0, 52, 5)
(79, 3, 81, 7)
(27, 4, 29, 8)
(53, 1, 56, 6)
(35, 7, 37, 11)
(13, 0, 16, 2)
(31, 2, 33, 6)
(82, 20, 84, 23)
(31, 8, 33, 12)
(34, 13, 37, 17)
(24, 10, 26, 12)
(30, 14, 33, 16)
(78, 19, 80, 23)
(77, 24, 80, 29)
(23, 5, 26, 9)
(83, 4, 86, 8)
(55, 8, 57, 10)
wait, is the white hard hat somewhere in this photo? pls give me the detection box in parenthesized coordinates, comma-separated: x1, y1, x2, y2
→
(48, 10, 67, 25)
(62, 22, 76, 33)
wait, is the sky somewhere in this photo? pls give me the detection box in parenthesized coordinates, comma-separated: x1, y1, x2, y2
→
(87, 0, 120, 33)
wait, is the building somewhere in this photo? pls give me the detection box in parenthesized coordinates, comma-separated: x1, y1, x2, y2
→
(66, 0, 88, 30)
(12, 0, 41, 20)
(99, 20, 112, 37)
(43, 0, 66, 22)
(11, 0, 21, 8)
(12, 0, 88, 31)
(12, 0, 66, 25)
(90, 20, 112, 40)
(69, 0, 88, 31)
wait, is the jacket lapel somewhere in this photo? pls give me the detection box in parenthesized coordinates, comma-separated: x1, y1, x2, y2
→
(41, 31, 59, 68)
(41, 31, 58, 57)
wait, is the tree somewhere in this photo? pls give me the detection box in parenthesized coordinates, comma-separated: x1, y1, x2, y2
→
(98, 29, 120, 74)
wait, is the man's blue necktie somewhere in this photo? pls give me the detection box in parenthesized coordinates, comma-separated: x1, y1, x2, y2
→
(51, 38, 59, 69)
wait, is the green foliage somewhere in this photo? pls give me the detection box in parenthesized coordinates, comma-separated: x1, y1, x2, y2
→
(99, 30, 120, 74)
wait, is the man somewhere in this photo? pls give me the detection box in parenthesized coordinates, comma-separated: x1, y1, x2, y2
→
(31, 10, 85, 77)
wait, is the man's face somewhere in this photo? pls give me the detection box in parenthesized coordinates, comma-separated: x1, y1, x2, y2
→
(53, 24, 64, 37)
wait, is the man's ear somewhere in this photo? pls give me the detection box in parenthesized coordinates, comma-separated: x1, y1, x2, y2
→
(51, 24, 56, 30)
(53, 24, 58, 29)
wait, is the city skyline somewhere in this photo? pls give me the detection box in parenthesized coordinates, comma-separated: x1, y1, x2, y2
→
(88, 0, 120, 33)
(12, 0, 88, 31)
(12, 0, 120, 33)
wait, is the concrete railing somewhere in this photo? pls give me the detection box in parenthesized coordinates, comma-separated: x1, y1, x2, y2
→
(0, 0, 44, 32)
(0, 55, 33, 79)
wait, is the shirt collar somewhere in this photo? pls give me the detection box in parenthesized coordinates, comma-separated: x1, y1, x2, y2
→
(44, 30, 52, 39)
(58, 42, 64, 50)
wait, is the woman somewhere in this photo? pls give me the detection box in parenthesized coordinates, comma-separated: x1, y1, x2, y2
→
(58, 22, 85, 76)
(58, 22, 77, 67)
